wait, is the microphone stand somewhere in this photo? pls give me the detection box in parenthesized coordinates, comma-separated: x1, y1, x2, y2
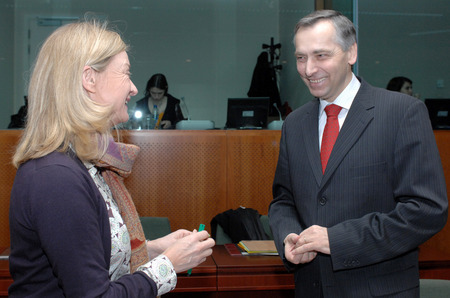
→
(267, 103, 284, 130)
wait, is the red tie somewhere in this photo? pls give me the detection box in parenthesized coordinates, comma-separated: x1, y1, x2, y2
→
(321, 104, 342, 174)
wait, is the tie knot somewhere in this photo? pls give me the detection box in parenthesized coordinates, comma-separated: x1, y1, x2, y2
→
(325, 104, 342, 118)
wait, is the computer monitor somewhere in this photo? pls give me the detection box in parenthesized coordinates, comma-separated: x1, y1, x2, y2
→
(226, 97, 270, 129)
(425, 99, 450, 130)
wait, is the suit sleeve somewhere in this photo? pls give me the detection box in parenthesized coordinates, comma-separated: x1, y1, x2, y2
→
(269, 123, 304, 270)
(328, 99, 448, 271)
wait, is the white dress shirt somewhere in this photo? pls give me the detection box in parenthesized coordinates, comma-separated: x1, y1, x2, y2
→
(319, 73, 361, 150)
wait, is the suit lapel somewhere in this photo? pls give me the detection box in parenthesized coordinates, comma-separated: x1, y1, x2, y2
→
(302, 100, 323, 186)
(321, 85, 375, 186)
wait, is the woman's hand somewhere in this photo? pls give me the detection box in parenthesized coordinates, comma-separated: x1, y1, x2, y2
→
(146, 229, 191, 259)
(160, 120, 172, 129)
(162, 230, 215, 273)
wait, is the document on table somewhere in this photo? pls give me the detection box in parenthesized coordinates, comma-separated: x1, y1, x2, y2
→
(237, 240, 278, 255)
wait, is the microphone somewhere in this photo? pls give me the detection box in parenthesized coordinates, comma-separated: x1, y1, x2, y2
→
(175, 97, 215, 130)
(268, 103, 284, 130)
(179, 96, 191, 120)
(273, 103, 282, 121)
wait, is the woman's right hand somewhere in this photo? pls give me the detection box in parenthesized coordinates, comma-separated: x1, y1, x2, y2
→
(146, 229, 192, 259)
(162, 230, 215, 273)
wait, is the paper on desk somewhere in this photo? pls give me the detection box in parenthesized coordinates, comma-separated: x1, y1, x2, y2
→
(0, 247, 10, 260)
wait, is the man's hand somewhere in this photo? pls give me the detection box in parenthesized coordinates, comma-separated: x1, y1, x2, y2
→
(284, 225, 330, 264)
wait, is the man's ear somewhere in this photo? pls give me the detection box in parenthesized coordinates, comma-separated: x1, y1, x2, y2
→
(348, 43, 358, 66)
(82, 65, 96, 93)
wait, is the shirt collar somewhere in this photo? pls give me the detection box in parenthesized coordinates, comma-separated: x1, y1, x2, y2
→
(319, 73, 361, 114)
(83, 161, 98, 177)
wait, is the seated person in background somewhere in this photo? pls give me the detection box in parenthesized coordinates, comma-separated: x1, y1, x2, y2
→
(386, 76, 414, 96)
(7, 96, 28, 129)
(8, 19, 214, 297)
(134, 73, 185, 129)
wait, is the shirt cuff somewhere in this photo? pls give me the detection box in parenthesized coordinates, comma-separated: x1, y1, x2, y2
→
(137, 254, 177, 295)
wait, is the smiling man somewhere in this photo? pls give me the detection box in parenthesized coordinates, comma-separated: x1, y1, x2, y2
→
(268, 10, 448, 298)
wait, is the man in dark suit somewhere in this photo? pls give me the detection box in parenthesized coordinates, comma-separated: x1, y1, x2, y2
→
(268, 10, 448, 297)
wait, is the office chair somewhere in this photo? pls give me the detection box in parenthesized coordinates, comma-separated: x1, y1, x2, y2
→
(215, 224, 233, 245)
(259, 215, 273, 239)
(139, 217, 171, 240)
(420, 279, 450, 298)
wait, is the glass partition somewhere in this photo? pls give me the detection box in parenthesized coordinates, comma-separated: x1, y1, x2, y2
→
(358, 0, 449, 102)
(1, 0, 448, 129)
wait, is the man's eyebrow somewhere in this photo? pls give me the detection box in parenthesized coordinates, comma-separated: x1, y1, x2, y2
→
(312, 49, 331, 54)
(295, 48, 331, 55)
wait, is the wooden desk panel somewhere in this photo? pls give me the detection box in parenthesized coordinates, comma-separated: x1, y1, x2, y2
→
(212, 245, 294, 292)
(420, 130, 450, 255)
(1, 129, 450, 266)
(0, 131, 20, 248)
(226, 130, 281, 213)
(120, 130, 228, 234)
(173, 256, 217, 293)
(1, 247, 216, 296)
(0, 130, 282, 247)
(119, 130, 282, 233)
(419, 246, 450, 280)
(0, 247, 11, 298)
(3, 245, 450, 297)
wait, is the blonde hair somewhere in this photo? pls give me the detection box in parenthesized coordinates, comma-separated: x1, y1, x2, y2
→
(13, 19, 128, 168)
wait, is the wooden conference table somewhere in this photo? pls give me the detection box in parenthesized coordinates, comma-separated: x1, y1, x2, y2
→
(150, 244, 296, 298)
(208, 245, 295, 298)
(2, 245, 450, 297)
(0, 248, 10, 298)
(0, 245, 294, 298)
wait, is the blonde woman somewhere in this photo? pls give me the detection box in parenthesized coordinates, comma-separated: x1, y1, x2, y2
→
(8, 19, 214, 297)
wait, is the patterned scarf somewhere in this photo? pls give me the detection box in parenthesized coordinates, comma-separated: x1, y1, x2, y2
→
(96, 138, 149, 273)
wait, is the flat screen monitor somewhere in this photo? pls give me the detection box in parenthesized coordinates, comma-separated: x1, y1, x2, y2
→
(226, 97, 270, 129)
(425, 99, 450, 130)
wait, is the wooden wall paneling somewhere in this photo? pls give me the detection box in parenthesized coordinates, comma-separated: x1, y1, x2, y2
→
(1, 129, 449, 255)
(120, 130, 228, 234)
(0, 130, 20, 247)
(226, 130, 281, 215)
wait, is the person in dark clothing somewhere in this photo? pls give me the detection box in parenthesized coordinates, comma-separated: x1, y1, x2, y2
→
(7, 96, 28, 129)
(133, 73, 185, 129)
(247, 51, 282, 116)
(269, 10, 447, 297)
(386, 76, 414, 96)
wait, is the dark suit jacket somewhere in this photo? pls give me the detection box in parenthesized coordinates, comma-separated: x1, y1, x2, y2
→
(269, 78, 448, 297)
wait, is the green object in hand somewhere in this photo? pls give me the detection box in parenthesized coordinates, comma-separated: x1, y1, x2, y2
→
(187, 224, 205, 276)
